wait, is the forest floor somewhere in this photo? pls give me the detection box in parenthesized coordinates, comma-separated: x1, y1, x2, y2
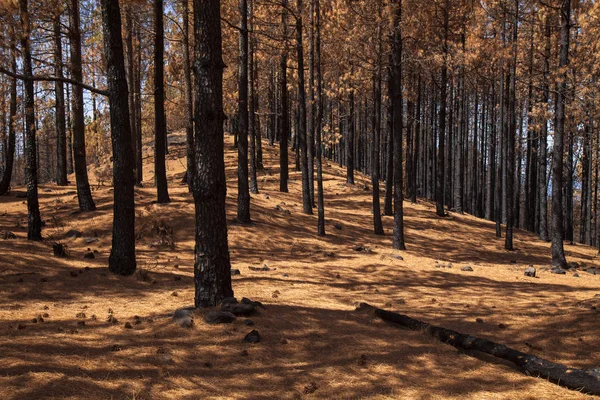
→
(1, 132, 599, 400)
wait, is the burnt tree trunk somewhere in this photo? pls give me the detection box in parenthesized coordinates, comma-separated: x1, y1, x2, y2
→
(237, 0, 251, 222)
(154, 0, 170, 203)
(0, 40, 17, 195)
(279, 0, 289, 193)
(101, 0, 137, 275)
(54, 14, 67, 186)
(192, 0, 234, 307)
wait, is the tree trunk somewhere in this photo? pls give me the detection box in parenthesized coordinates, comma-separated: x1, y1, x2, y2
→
(551, 0, 570, 268)
(357, 303, 600, 396)
(54, 14, 67, 186)
(154, 0, 170, 203)
(70, 0, 96, 212)
(101, 0, 137, 275)
(248, 0, 259, 195)
(391, 0, 405, 250)
(436, 1, 448, 217)
(237, 0, 251, 222)
(297, 0, 313, 215)
(315, 0, 325, 236)
(192, 0, 234, 307)
(538, 14, 551, 242)
(347, 88, 355, 185)
(0, 40, 17, 195)
(505, 1, 517, 251)
(20, 0, 42, 241)
(279, 0, 289, 193)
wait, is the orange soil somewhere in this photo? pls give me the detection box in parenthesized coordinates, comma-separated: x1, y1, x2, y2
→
(0, 132, 599, 400)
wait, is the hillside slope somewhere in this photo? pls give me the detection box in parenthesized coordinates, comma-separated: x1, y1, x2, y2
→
(0, 132, 599, 399)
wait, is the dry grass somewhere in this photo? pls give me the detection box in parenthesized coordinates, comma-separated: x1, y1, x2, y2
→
(0, 132, 599, 400)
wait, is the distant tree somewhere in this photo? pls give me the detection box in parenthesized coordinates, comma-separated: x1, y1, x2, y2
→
(0, 36, 17, 196)
(237, 0, 251, 222)
(54, 10, 67, 186)
(154, 0, 170, 203)
(279, 0, 289, 193)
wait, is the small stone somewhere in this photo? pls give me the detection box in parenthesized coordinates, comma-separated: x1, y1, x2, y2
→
(76, 312, 86, 319)
(221, 302, 256, 316)
(42, 313, 49, 318)
(171, 292, 179, 297)
(280, 337, 289, 344)
(124, 322, 133, 329)
(83, 252, 95, 259)
(524, 267, 536, 277)
(107, 315, 118, 324)
(334, 222, 343, 230)
(111, 344, 122, 352)
(303, 382, 318, 395)
(83, 237, 98, 244)
(324, 252, 335, 257)
(231, 269, 241, 276)
(573, 273, 580, 278)
(243, 329, 261, 343)
(476, 318, 484, 323)
(551, 267, 567, 275)
(498, 323, 507, 329)
(335, 273, 341, 279)
(31, 318, 38, 323)
(176, 316, 194, 328)
(389, 254, 404, 261)
(64, 229, 82, 239)
(243, 319, 254, 326)
(461, 266, 474, 272)
(204, 311, 236, 324)
(282, 273, 289, 277)
(1, 230, 16, 240)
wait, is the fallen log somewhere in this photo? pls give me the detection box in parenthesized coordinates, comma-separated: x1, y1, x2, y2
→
(356, 302, 600, 395)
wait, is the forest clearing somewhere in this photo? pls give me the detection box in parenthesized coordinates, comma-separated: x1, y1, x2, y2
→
(0, 132, 599, 399)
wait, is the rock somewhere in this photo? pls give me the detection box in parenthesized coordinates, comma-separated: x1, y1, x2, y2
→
(334, 222, 343, 230)
(83, 237, 98, 244)
(280, 337, 289, 344)
(173, 308, 194, 320)
(64, 229, 82, 239)
(573, 273, 580, 278)
(1, 231, 16, 240)
(498, 323, 507, 329)
(389, 254, 404, 261)
(221, 297, 238, 306)
(243, 329, 261, 343)
(586, 268, 598, 275)
(204, 311, 236, 324)
(476, 318, 484, 323)
(231, 269, 241, 276)
(171, 292, 179, 297)
(524, 266, 536, 277)
(566, 262, 579, 269)
(249, 264, 271, 272)
(282, 273, 289, 277)
(551, 267, 566, 275)
(241, 297, 265, 309)
(595, 294, 600, 298)
(124, 322, 133, 329)
(324, 252, 335, 258)
(303, 382, 318, 395)
(461, 266, 474, 272)
(221, 302, 257, 316)
(353, 244, 365, 251)
(53, 243, 67, 257)
(175, 316, 194, 328)
(243, 319, 254, 326)
(83, 252, 95, 259)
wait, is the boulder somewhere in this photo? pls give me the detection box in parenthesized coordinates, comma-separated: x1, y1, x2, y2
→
(524, 266, 536, 277)
(204, 311, 236, 324)
(243, 329, 261, 343)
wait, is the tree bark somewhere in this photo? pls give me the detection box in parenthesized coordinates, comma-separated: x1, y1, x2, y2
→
(237, 0, 251, 222)
(154, 0, 170, 203)
(279, 0, 289, 193)
(192, 0, 234, 307)
(54, 13, 67, 186)
(315, 0, 325, 236)
(101, 0, 137, 275)
(70, 0, 96, 212)
(0, 40, 17, 195)
(551, 0, 570, 268)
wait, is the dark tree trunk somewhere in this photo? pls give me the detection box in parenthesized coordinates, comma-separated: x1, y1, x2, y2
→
(248, 0, 259, 195)
(279, 0, 289, 193)
(0, 41, 17, 195)
(134, 22, 143, 185)
(505, 1, 517, 251)
(20, 0, 42, 240)
(237, 0, 251, 222)
(372, 13, 384, 235)
(70, 0, 96, 212)
(307, 0, 315, 206)
(192, 0, 234, 307)
(181, 0, 194, 191)
(347, 88, 355, 185)
(297, 0, 313, 215)
(384, 68, 394, 214)
(54, 14, 67, 186)
(125, 7, 138, 187)
(538, 14, 550, 242)
(391, 0, 405, 250)
(436, 1, 448, 217)
(551, 0, 570, 268)
(154, 0, 170, 203)
(101, 0, 137, 275)
(66, 84, 73, 175)
(315, 0, 325, 236)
